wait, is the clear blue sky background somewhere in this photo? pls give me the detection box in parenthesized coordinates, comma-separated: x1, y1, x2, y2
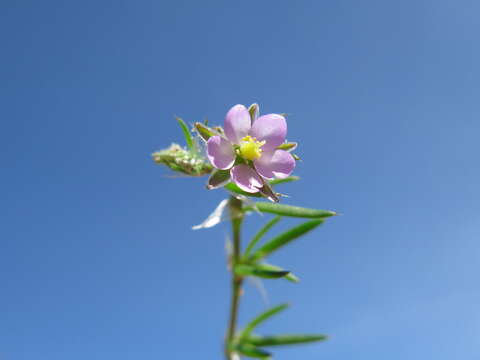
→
(1, 1, 479, 359)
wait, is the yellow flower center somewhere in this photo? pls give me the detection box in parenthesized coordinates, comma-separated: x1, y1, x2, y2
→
(239, 136, 265, 160)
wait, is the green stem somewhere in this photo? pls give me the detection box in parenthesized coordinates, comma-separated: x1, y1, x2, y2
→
(225, 196, 244, 359)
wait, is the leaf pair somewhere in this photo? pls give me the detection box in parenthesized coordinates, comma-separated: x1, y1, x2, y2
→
(237, 216, 296, 283)
(250, 219, 325, 262)
(235, 202, 336, 283)
(232, 304, 327, 359)
(244, 202, 335, 261)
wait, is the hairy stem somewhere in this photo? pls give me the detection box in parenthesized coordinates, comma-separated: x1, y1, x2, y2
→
(225, 196, 244, 359)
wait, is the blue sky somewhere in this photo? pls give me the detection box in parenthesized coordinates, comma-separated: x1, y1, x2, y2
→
(1, 1, 479, 359)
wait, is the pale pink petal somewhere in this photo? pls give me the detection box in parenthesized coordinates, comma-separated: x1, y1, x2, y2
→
(249, 114, 287, 151)
(230, 164, 263, 193)
(254, 150, 295, 180)
(207, 136, 235, 170)
(224, 104, 251, 144)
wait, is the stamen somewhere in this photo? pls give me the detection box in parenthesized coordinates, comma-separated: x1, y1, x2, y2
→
(239, 136, 265, 160)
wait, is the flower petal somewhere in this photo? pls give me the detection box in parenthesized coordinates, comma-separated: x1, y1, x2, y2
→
(249, 114, 287, 151)
(224, 104, 251, 144)
(254, 150, 296, 180)
(230, 164, 263, 193)
(207, 136, 235, 170)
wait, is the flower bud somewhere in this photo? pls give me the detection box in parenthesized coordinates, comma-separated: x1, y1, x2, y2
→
(152, 143, 213, 176)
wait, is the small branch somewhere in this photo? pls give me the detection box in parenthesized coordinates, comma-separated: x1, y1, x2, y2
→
(225, 196, 244, 359)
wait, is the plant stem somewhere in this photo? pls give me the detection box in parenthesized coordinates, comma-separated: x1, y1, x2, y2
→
(225, 196, 244, 359)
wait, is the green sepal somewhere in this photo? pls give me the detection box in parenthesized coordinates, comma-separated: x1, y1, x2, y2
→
(292, 153, 301, 161)
(243, 216, 281, 259)
(269, 176, 299, 186)
(175, 117, 196, 152)
(258, 181, 279, 203)
(193, 122, 216, 142)
(207, 169, 231, 189)
(224, 176, 299, 198)
(247, 202, 337, 218)
(276, 142, 298, 151)
(224, 182, 263, 197)
(251, 219, 324, 261)
(213, 126, 224, 134)
(239, 304, 289, 341)
(248, 103, 259, 122)
(246, 333, 327, 346)
(234, 264, 290, 279)
(234, 343, 271, 359)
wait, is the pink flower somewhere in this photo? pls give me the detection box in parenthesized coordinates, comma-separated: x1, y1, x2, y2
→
(207, 104, 296, 193)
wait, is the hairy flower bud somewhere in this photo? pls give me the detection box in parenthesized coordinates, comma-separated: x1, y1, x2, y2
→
(152, 143, 213, 176)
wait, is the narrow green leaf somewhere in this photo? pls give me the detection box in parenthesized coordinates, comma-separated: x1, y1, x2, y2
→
(250, 202, 337, 218)
(292, 153, 301, 161)
(257, 263, 299, 283)
(246, 334, 328, 346)
(233, 264, 256, 276)
(251, 219, 324, 261)
(286, 272, 300, 283)
(193, 122, 215, 141)
(276, 142, 298, 151)
(175, 117, 195, 152)
(234, 264, 290, 279)
(240, 304, 289, 340)
(244, 216, 281, 259)
(207, 169, 231, 189)
(235, 343, 271, 359)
